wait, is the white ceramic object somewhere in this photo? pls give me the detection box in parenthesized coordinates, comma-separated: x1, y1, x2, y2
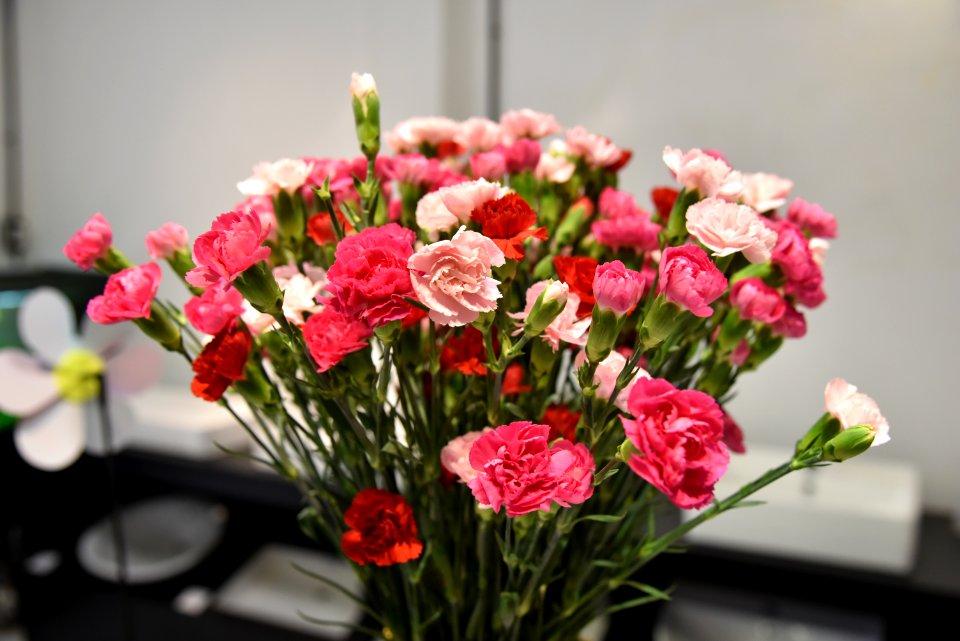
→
(215, 544, 362, 640)
(682, 445, 921, 573)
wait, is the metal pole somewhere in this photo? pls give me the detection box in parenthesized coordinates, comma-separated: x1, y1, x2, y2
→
(1, 0, 25, 258)
(486, 0, 502, 120)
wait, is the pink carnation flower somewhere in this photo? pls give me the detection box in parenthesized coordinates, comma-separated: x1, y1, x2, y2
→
(824, 379, 890, 447)
(592, 215, 661, 254)
(729, 277, 786, 323)
(455, 117, 504, 152)
(662, 146, 743, 199)
(770, 220, 815, 281)
(499, 109, 561, 141)
(565, 126, 624, 169)
(385, 117, 460, 153)
(657, 245, 728, 318)
(438, 178, 505, 224)
(685, 198, 778, 264)
(237, 158, 313, 196)
(737, 172, 794, 213)
(511, 281, 591, 350)
(184, 286, 245, 335)
(234, 194, 277, 242)
(145, 222, 189, 260)
(326, 223, 416, 327)
(598, 187, 639, 219)
(470, 150, 508, 181)
(441, 429, 492, 484)
(87, 263, 161, 324)
(275, 265, 325, 327)
(186, 209, 272, 289)
(415, 192, 460, 237)
(550, 440, 596, 507)
(621, 377, 729, 510)
(787, 198, 837, 239)
(771, 303, 807, 338)
(389, 154, 442, 186)
(535, 152, 576, 183)
(575, 349, 650, 413)
(64, 212, 112, 271)
(594, 261, 645, 315)
(302, 307, 372, 373)
(409, 227, 505, 327)
(501, 139, 541, 174)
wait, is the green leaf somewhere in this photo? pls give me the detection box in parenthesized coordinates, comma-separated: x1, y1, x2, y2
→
(576, 513, 625, 525)
(592, 559, 619, 569)
(296, 611, 381, 638)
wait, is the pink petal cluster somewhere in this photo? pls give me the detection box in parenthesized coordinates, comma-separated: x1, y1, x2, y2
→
(565, 126, 625, 169)
(721, 410, 747, 454)
(621, 377, 729, 510)
(737, 172, 793, 213)
(467, 421, 595, 517)
(685, 198, 778, 264)
(470, 150, 508, 181)
(441, 428, 492, 484)
(385, 117, 460, 153)
(771, 303, 807, 338)
(415, 192, 460, 236)
(186, 210, 272, 289)
(302, 307, 372, 373)
(499, 109, 561, 141)
(535, 151, 576, 183)
(237, 158, 313, 196)
(64, 212, 112, 271)
(662, 147, 743, 199)
(593, 261, 645, 315)
(657, 245, 728, 318)
(234, 194, 278, 242)
(409, 227, 505, 327)
(771, 221, 826, 308)
(500, 139, 542, 174)
(184, 286, 245, 335)
(511, 280, 591, 350)
(729, 277, 786, 323)
(591, 187, 662, 254)
(438, 178, 505, 223)
(275, 264, 326, 327)
(598, 187, 639, 219)
(326, 223, 416, 327)
(455, 117, 504, 152)
(145, 223, 189, 259)
(824, 379, 890, 446)
(787, 198, 838, 239)
(575, 349, 650, 413)
(349, 72, 377, 100)
(87, 263, 161, 324)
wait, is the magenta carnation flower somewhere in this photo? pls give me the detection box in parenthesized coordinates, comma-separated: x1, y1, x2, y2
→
(729, 277, 786, 324)
(87, 263, 161, 324)
(186, 209, 272, 289)
(64, 212, 112, 271)
(184, 286, 245, 335)
(657, 245, 728, 318)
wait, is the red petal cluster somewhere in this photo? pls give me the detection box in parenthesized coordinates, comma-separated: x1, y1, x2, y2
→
(501, 363, 531, 395)
(306, 210, 353, 246)
(471, 193, 547, 260)
(553, 255, 598, 317)
(191, 324, 252, 402)
(341, 489, 424, 567)
(440, 327, 490, 376)
(650, 186, 680, 220)
(541, 404, 582, 442)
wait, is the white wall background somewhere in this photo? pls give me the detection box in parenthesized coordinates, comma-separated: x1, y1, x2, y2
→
(502, 0, 960, 512)
(5, 0, 959, 511)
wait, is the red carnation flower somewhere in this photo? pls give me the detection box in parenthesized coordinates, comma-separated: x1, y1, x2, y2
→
(650, 187, 679, 220)
(553, 255, 598, 318)
(306, 210, 353, 245)
(501, 363, 531, 395)
(541, 404, 582, 442)
(440, 327, 491, 376)
(190, 324, 252, 402)
(470, 193, 547, 261)
(341, 489, 424, 567)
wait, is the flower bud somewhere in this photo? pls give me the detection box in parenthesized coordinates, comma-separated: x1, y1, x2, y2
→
(522, 280, 568, 338)
(822, 425, 876, 462)
(639, 294, 689, 349)
(585, 307, 622, 363)
(350, 72, 381, 160)
(234, 261, 284, 317)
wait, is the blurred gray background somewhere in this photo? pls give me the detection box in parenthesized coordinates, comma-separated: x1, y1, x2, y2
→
(1, 0, 957, 512)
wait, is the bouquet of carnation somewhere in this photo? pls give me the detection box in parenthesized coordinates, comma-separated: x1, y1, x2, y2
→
(62, 73, 889, 641)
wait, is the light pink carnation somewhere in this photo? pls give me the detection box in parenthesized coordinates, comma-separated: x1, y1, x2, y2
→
(415, 191, 460, 237)
(237, 158, 313, 196)
(302, 307, 372, 373)
(275, 266, 325, 327)
(824, 379, 890, 447)
(385, 117, 460, 153)
(408, 227, 505, 327)
(565, 126, 624, 169)
(535, 152, 576, 183)
(663, 146, 743, 199)
(184, 286, 245, 335)
(809, 238, 829, 266)
(499, 109, 561, 141)
(549, 440, 596, 507)
(737, 172, 794, 213)
(186, 210, 272, 289)
(389, 154, 441, 186)
(145, 223, 189, 260)
(455, 117, 504, 152)
(64, 212, 112, 271)
(87, 263, 161, 324)
(511, 281, 591, 351)
(657, 245, 728, 318)
(326, 224, 416, 327)
(349, 72, 377, 100)
(470, 150, 508, 181)
(729, 277, 786, 323)
(441, 429, 492, 484)
(621, 378, 729, 510)
(438, 179, 505, 223)
(575, 349, 650, 413)
(788, 198, 838, 239)
(685, 198, 778, 264)
(593, 261, 645, 315)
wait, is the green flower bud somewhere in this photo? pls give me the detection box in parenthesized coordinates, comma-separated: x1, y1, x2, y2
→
(585, 307, 624, 363)
(822, 425, 876, 462)
(234, 261, 284, 317)
(639, 295, 688, 349)
(523, 280, 568, 338)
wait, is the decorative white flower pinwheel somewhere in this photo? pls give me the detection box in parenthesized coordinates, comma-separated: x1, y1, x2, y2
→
(0, 287, 159, 470)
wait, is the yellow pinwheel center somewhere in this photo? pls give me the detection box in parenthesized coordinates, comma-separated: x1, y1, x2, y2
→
(53, 348, 105, 403)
